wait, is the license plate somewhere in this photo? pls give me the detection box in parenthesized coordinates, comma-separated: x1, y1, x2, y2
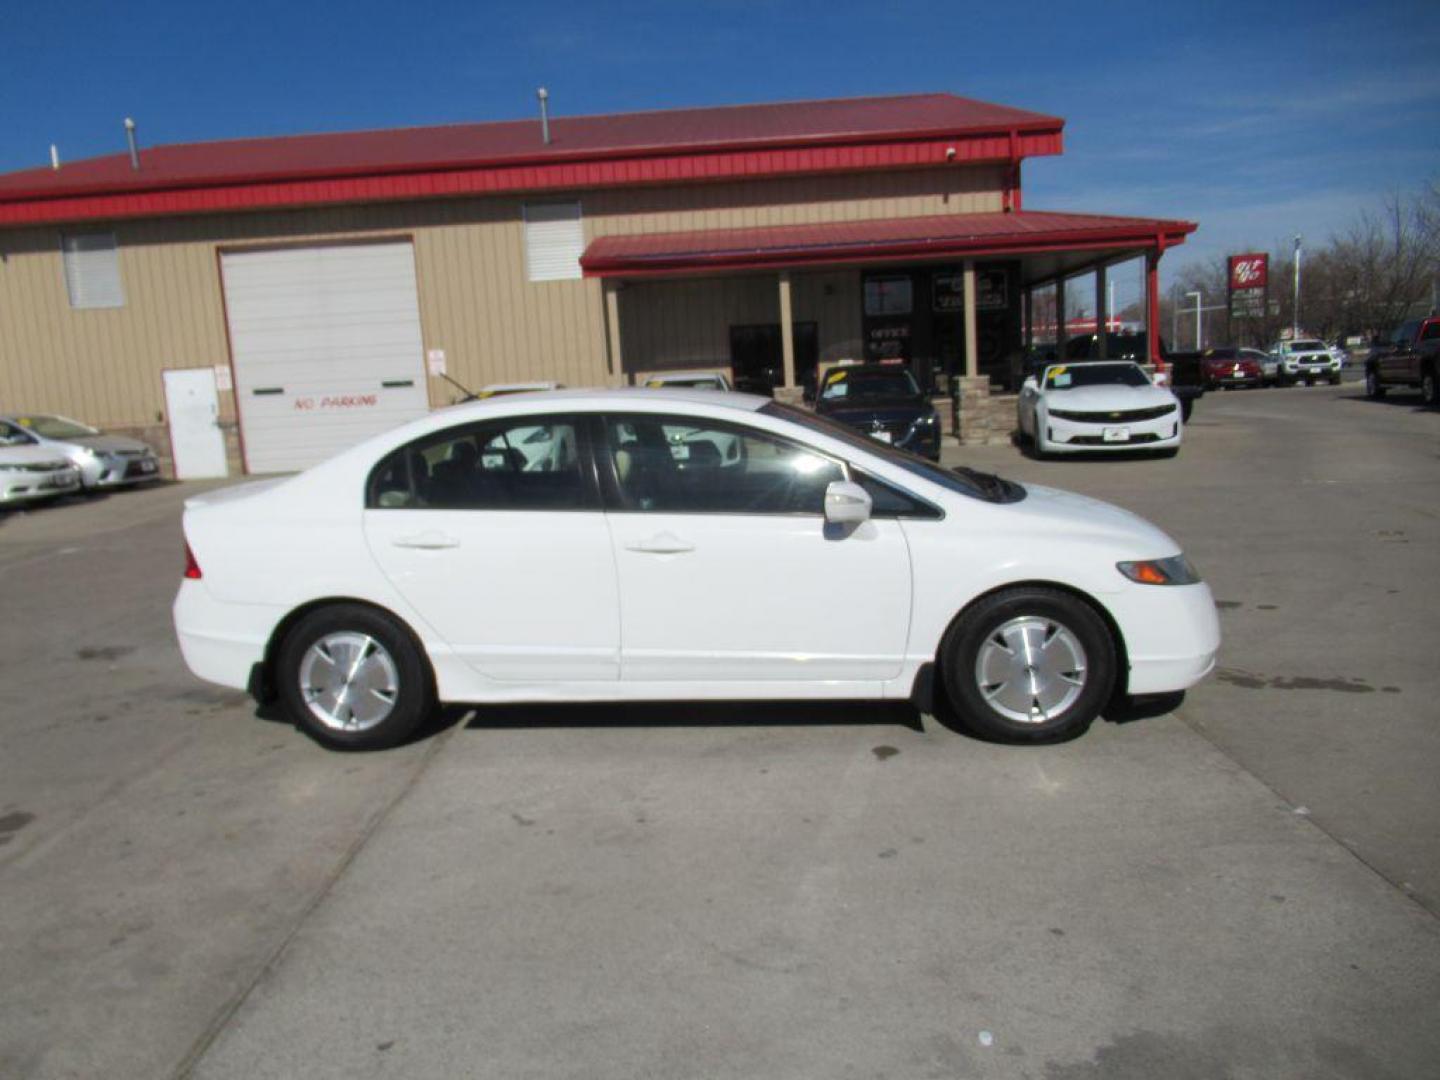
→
(42, 474, 77, 489)
(138, 459, 157, 472)
(1102, 427, 1131, 443)
(869, 431, 893, 444)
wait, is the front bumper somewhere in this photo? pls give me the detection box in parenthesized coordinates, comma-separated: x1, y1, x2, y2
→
(79, 452, 162, 488)
(1280, 361, 1340, 381)
(0, 465, 81, 504)
(1042, 411, 1181, 453)
(1108, 580, 1221, 695)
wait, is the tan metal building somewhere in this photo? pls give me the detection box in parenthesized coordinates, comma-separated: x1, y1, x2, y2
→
(0, 93, 1193, 476)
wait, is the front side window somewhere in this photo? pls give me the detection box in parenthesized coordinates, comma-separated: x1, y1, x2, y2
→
(0, 420, 37, 447)
(604, 414, 842, 515)
(367, 415, 593, 511)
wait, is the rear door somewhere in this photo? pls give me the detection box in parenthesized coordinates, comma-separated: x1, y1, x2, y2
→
(597, 412, 912, 683)
(362, 413, 620, 682)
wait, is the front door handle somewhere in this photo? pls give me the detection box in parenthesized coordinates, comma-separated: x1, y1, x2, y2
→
(393, 531, 460, 550)
(625, 532, 695, 555)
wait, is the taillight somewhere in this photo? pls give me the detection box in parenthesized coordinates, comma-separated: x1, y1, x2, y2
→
(184, 543, 202, 580)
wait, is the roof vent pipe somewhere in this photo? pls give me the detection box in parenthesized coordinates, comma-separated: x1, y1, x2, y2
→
(124, 117, 140, 170)
(50, 144, 60, 171)
(537, 87, 550, 146)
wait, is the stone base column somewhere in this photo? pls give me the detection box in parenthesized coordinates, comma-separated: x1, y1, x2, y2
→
(955, 375, 999, 446)
(771, 385, 807, 407)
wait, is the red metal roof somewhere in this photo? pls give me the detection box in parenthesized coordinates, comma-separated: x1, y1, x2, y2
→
(0, 93, 1061, 212)
(580, 210, 1197, 276)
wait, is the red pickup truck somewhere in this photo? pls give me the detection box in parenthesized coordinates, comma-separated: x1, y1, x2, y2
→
(1365, 317, 1440, 405)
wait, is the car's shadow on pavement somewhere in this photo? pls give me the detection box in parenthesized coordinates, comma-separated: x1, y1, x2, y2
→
(1338, 393, 1436, 411)
(461, 699, 926, 733)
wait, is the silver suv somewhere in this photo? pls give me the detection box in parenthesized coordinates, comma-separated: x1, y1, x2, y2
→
(1268, 339, 1341, 386)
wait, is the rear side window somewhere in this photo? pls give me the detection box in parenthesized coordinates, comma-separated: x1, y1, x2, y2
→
(367, 414, 596, 511)
(1422, 322, 1440, 342)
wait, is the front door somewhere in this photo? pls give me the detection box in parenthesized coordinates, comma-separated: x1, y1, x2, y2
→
(362, 413, 619, 681)
(162, 368, 228, 479)
(597, 412, 912, 682)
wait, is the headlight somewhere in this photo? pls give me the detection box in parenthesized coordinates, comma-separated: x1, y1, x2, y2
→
(911, 412, 937, 427)
(1117, 554, 1202, 586)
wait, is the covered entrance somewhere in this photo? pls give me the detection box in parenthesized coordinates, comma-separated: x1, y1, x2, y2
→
(581, 209, 1196, 406)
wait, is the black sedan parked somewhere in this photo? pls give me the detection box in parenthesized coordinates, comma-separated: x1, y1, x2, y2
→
(812, 363, 941, 460)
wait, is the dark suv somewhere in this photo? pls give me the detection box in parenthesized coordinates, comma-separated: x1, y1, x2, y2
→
(1365, 317, 1440, 405)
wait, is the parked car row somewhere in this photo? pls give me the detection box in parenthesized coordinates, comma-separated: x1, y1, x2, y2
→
(0, 413, 160, 510)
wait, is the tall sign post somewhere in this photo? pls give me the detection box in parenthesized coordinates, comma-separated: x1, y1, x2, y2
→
(1228, 252, 1269, 344)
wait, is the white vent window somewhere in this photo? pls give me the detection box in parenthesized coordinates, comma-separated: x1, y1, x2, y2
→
(524, 203, 583, 282)
(61, 232, 125, 309)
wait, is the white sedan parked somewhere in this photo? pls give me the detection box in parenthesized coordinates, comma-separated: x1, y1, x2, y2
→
(1017, 361, 1183, 456)
(174, 390, 1219, 750)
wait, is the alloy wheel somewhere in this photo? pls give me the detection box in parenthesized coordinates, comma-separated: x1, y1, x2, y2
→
(973, 615, 1088, 724)
(297, 631, 400, 732)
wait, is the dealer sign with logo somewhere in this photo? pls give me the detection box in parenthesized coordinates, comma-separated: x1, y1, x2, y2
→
(1228, 253, 1268, 319)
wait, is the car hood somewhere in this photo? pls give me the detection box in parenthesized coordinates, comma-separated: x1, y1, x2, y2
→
(0, 444, 73, 468)
(994, 483, 1179, 555)
(817, 399, 931, 424)
(1041, 383, 1175, 411)
(70, 433, 151, 454)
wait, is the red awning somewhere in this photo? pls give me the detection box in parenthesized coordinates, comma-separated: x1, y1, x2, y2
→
(580, 210, 1195, 277)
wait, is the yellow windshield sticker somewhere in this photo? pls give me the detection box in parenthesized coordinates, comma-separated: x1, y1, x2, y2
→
(825, 370, 848, 385)
(645, 379, 665, 388)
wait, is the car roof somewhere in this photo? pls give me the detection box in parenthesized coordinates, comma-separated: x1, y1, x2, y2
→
(440, 386, 768, 415)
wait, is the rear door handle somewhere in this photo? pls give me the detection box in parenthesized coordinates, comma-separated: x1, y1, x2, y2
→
(393, 531, 460, 550)
(625, 532, 695, 555)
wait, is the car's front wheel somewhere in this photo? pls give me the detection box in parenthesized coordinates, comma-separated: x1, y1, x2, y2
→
(939, 588, 1117, 743)
(276, 604, 434, 750)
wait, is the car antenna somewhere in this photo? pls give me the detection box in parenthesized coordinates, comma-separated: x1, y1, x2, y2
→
(438, 372, 481, 402)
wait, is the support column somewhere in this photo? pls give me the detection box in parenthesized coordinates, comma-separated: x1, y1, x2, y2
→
(1054, 276, 1066, 357)
(1095, 265, 1108, 359)
(778, 271, 796, 389)
(603, 279, 624, 385)
(1024, 286, 1034, 349)
(1146, 251, 1162, 366)
(962, 260, 979, 378)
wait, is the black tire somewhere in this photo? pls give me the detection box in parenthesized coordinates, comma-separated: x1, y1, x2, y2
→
(276, 603, 434, 751)
(1365, 368, 1385, 399)
(938, 587, 1117, 744)
(1328, 376, 1341, 386)
(1423, 368, 1439, 407)
(1180, 399, 1194, 423)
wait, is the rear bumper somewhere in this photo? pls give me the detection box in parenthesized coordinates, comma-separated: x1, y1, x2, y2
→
(173, 580, 281, 692)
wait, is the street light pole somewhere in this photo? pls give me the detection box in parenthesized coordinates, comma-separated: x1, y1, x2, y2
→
(1185, 290, 1203, 350)
(1292, 234, 1302, 337)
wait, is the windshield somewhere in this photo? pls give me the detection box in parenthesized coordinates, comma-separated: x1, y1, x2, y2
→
(819, 368, 919, 402)
(1043, 363, 1150, 390)
(1289, 340, 1326, 352)
(14, 414, 99, 439)
(761, 402, 1023, 503)
(648, 376, 722, 389)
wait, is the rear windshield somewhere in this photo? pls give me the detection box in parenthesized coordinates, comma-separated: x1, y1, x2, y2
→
(1043, 363, 1150, 389)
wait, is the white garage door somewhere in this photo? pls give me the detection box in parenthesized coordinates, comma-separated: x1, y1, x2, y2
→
(221, 241, 431, 474)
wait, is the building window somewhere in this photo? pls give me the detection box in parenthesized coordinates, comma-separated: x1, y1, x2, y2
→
(863, 275, 912, 316)
(61, 232, 125, 309)
(523, 202, 583, 282)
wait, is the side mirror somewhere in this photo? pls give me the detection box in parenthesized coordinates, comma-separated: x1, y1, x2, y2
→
(1152, 370, 1170, 386)
(824, 480, 872, 525)
(1022, 376, 1038, 391)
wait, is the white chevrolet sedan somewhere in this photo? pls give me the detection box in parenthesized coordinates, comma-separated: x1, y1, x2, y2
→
(174, 390, 1219, 750)
(1017, 361, 1183, 457)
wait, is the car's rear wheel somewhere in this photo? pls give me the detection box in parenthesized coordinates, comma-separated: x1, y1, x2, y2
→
(1366, 368, 1385, 399)
(276, 604, 434, 750)
(1423, 368, 1438, 407)
(939, 588, 1117, 743)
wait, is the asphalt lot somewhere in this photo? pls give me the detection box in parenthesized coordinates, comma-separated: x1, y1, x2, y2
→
(2, 381, 1438, 1079)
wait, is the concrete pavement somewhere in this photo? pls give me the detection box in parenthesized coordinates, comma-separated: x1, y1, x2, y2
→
(1, 383, 1437, 1078)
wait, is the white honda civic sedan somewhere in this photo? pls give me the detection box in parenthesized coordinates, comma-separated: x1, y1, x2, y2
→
(1017, 361, 1183, 457)
(174, 390, 1219, 750)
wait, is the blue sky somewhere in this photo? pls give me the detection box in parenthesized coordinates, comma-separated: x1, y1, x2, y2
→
(4, 0, 1436, 306)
